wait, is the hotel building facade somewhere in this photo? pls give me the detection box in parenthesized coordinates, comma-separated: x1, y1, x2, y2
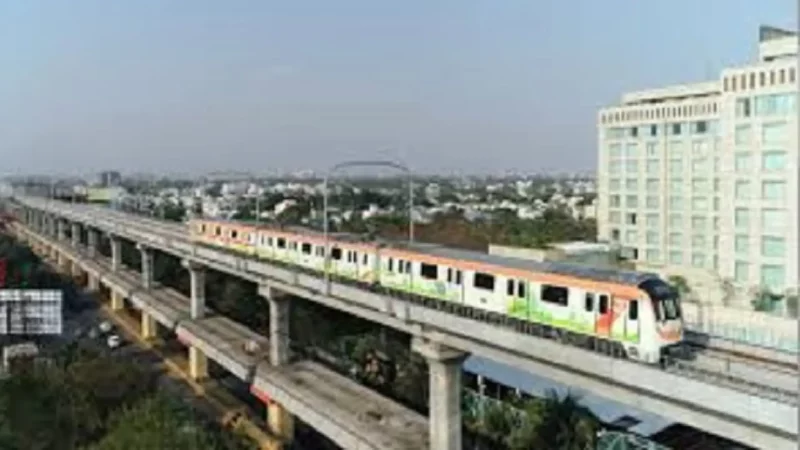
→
(597, 27, 798, 303)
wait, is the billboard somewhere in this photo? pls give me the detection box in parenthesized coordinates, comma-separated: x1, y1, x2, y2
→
(0, 290, 62, 335)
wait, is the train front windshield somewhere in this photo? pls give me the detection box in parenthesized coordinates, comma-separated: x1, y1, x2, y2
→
(638, 278, 681, 322)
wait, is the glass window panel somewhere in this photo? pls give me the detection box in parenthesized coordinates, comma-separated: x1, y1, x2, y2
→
(626, 160, 638, 173)
(609, 211, 621, 223)
(646, 179, 659, 192)
(735, 235, 749, 254)
(735, 208, 749, 228)
(668, 214, 682, 228)
(646, 159, 659, 175)
(691, 216, 706, 230)
(625, 178, 638, 190)
(761, 237, 785, 258)
(646, 249, 660, 262)
(609, 143, 622, 157)
(646, 213, 659, 228)
(668, 232, 682, 246)
(669, 178, 682, 194)
(762, 181, 786, 201)
(646, 142, 658, 157)
(762, 121, 787, 145)
(691, 178, 707, 193)
(669, 159, 682, 175)
(691, 157, 707, 172)
(646, 196, 659, 208)
(691, 253, 705, 268)
(669, 196, 682, 209)
(609, 179, 621, 191)
(691, 235, 705, 247)
(625, 230, 638, 243)
(760, 265, 785, 292)
(691, 197, 708, 210)
(761, 209, 785, 233)
(668, 140, 683, 156)
(762, 151, 787, 171)
(734, 153, 751, 172)
(625, 143, 638, 158)
(626, 195, 638, 208)
(735, 180, 750, 199)
(669, 251, 682, 264)
(734, 261, 749, 283)
(734, 124, 751, 146)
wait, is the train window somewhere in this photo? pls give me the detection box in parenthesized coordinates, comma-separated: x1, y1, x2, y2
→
(541, 285, 568, 307)
(215, 226, 221, 236)
(277, 238, 286, 249)
(420, 263, 437, 280)
(260, 236, 266, 245)
(446, 268, 452, 283)
(455, 270, 462, 285)
(585, 293, 594, 312)
(388, 258, 394, 271)
(506, 279, 514, 296)
(267, 237, 273, 246)
(200, 224, 206, 233)
(301, 243, 311, 254)
(331, 247, 342, 260)
(404, 261, 411, 273)
(629, 300, 639, 321)
(599, 295, 609, 314)
(517, 281, 525, 298)
(231, 230, 238, 239)
(316, 247, 325, 257)
(352, 251, 358, 263)
(474, 272, 495, 291)
(362, 254, 368, 265)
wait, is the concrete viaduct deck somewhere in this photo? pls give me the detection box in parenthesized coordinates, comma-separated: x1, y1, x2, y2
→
(14, 197, 800, 450)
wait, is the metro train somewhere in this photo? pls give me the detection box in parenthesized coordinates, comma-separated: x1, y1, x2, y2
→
(188, 218, 684, 365)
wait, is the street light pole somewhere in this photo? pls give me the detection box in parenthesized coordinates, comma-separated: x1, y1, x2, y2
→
(322, 160, 414, 292)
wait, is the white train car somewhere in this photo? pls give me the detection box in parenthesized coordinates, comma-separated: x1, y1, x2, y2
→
(188, 218, 684, 364)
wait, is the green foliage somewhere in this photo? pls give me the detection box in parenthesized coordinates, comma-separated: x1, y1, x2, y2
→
(89, 395, 247, 450)
(667, 275, 691, 297)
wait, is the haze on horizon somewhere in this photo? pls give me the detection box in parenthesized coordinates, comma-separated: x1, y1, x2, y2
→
(0, 1, 795, 177)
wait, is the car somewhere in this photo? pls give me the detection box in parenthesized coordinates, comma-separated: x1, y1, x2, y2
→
(106, 335, 122, 349)
(98, 321, 113, 334)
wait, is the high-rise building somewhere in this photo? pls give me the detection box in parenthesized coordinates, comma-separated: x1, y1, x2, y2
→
(597, 26, 798, 301)
(96, 171, 122, 188)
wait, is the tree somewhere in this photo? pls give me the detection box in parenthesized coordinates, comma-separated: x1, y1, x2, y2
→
(89, 394, 245, 450)
(783, 288, 799, 318)
(667, 275, 691, 299)
(750, 286, 780, 313)
(718, 278, 736, 307)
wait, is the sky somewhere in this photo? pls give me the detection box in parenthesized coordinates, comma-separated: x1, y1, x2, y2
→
(0, 1, 796, 177)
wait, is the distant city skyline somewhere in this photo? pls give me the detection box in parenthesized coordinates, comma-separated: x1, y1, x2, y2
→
(0, 0, 795, 176)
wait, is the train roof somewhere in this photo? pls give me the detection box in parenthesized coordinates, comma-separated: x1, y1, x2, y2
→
(193, 217, 659, 286)
(386, 240, 657, 286)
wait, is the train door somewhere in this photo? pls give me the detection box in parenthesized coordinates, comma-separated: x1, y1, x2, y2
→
(506, 278, 528, 319)
(610, 297, 628, 340)
(624, 299, 640, 343)
(583, 292, 596, 334)
(594, 293, 612, 337)
(445, 267, 463, 303)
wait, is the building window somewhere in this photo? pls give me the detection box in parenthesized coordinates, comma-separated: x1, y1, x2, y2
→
(609, 161, 622, 174)
(646, 159, 659, 175)
(670, 123, 682, 136)
(734, 208, 749, 229)
(646, 142, 658, 156)
(761, 180, 785, 201)
(735, 98, 751, 118)
(609, 211, 621, 224)
(734, 180, 750, 199)
(668, 232, 682, 247)
(645, 196, 659, 209)
(629, 127, 638, 138)
(755, 93, 797, 116)
(646, 178, 659, 193)
(691, 157, 707, 172)
(626, 160, 638, 173)
(668, 214, 682, 228)
(762, 236, 785, 258)
(610, 195, 621, 207)
(668, 140, 684, 156)
(650, 125, 658, 137)
(693, 121, 708, 134)
(626, 195, 638, 208)
(734, 261, 749, 283)
(609, 179, 621, 191)
(691, 140, 708, 155)
(668, 196, 682, 210)
(626, 213, 637, 225)
(609, 143, 622, 157)
(735, 235, 749, 255)
(669, 251, 682, 264)
(691, 253, 705, 268)
(646, 231, 659, 245)
(691, 178, 707, 194)
(762, 121, 788, 145)
(734, 153, 751, 172)
(734, 124, 751, 146)
(625, 143, 638, 158)
(691, 235, 705, 248)
(646, 213, 659, 229)
(669, 159, 682, 175)
(625, 230, 638, 243)
(760, 265, 785, 292)
(762, 151, 787, 171)
(625, 178, 638, 190)
(646, 249, 660, 262)
(761, 208, 785, 233)
(691, 216, 706, 230)
(691, 197, 707, 210)
(669, 178, 682, 194)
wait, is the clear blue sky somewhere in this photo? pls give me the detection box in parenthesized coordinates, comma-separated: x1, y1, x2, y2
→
(0, 0, 795, 176)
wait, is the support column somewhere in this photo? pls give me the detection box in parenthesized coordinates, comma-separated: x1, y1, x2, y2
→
(264, 285, 294, 441)
(57, 219, 66, 241)
(182, 260, 206, 319)
(188, 346, 208, 380)
(412, 337, 468, 450)
(141, 312, 156, 340)
(110, 290, 124, 311)
(110, 235, 121, 272)
(137, 243, 154, 289)
(71, 222, 80, 247)
(87, 229, 99, 257)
